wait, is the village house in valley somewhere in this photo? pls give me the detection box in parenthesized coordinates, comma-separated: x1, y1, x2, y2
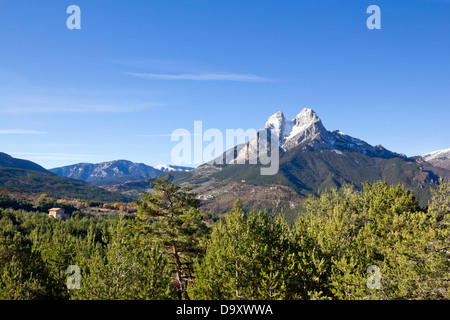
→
(48, 208, 68, 220)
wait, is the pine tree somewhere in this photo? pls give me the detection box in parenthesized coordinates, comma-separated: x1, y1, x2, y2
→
(296, 180, 450, 299)
(0, 217, 49, 299)
(70, 218, 174, 300)
(189, 201, 290, 300)
(134, 177, 209, 300)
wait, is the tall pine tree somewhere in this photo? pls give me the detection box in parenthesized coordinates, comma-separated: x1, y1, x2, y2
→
(134, 177, 209, 300)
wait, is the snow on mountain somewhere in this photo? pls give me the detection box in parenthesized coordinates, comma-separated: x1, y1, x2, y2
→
(422, 148, 450, 161)
(50, 161, 195, 186)
(263, 108, 324, 148)
(264, 111, 293, 142)
(282, 108, 328, 149)
(421, 148, 450, 170)
(50, 160, 162, 185)
(152, 164, 193, 172)
(276, 108, 400, 158)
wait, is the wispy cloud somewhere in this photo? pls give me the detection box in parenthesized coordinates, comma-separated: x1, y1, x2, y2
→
(8, 152, 102, 161)
(114, 58, 274, 82)
(0, 129, 46, 135)
(127, 72, 273, 82)
(0, 97, 160, 114)
(0, 85, 163, 114)
(109, 58, 197, 71)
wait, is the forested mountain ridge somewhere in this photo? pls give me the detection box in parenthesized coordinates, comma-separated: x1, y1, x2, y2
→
(50, 161, 193, 186)
(0, 152, 49, 173)
(0, 153, 132, 202)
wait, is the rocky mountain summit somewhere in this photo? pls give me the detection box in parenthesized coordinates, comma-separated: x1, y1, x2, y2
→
(218, 108, 403, 166)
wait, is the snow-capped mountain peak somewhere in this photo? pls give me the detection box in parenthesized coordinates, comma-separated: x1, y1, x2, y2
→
(152, 164, 193, 172)
(282, 108, 328, 149)
(264, 108, 326, 148)
(422, 148, 450, 161)
(264, 111, 293, 141)
(293, 108, 321, 126)
(226, 107, 403, 165)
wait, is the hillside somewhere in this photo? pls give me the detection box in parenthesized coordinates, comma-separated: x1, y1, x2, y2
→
(0, 152, 49, 173)
(175, 148, 442, 211)
(0, 167, 132, 202)
(0, 152, 133, 202)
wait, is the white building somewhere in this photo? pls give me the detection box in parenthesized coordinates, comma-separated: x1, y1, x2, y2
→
(48, 208, 68, 220)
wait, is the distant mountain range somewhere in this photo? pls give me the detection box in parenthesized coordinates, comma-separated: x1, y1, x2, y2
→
(0, 152, 192, 201)
(1, 108, 449, 211)
(49, 161, 193, 186)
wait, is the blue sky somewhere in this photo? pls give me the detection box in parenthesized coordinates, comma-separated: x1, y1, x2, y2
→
(0, 0, 449, 169)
